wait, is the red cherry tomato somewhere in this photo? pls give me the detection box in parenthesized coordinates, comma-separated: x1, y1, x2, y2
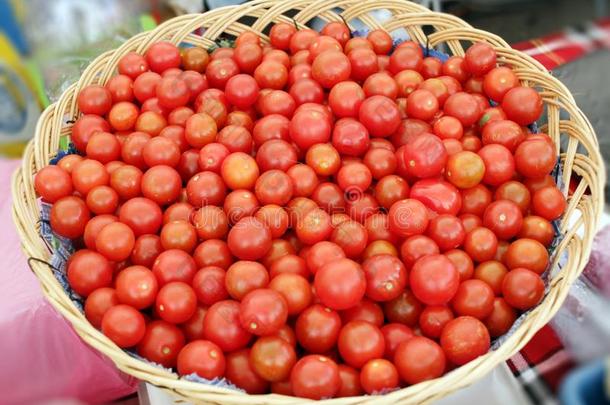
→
(440, 316, 490, 365)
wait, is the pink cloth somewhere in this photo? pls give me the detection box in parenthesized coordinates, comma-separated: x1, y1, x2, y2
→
(0, 159, 137, 404)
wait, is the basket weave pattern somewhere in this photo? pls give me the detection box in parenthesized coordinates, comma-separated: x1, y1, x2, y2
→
(12, 1, 605, 403)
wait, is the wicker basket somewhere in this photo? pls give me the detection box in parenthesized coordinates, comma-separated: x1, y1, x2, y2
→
(11, 0, 605, 403)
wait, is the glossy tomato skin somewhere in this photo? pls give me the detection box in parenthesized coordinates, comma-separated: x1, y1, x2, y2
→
(394, 336, 446, 385)
(360, 359, 399, 394)
(85, 287, 119, 328)
(35, 165, 73, 203)
(290, 355, 340, 400)
(204, 300, 252, 352)
(239, 288, 288, 336)
(192, 266, 228, 306)
(155, 282, 197, 324)
(427, 214, 466, 252)
(296, 304, 341, 353)
(485, 297, 517, 337)
(451, 279, 494, 319)
(403, 133, 447, 178)
(400, 235, 440, 269)
(340, 299, 384, 327)
(410, 254, 460, 306)
(50, 196, 91, 239)
(177, 340, 226, 379)
(137, 320, 185, 368)
(115, 265, 158, 309)
(250, 335, 296, 382)
(225, 349, 269, 394)
(362, 255, 408, 302)
(101, 304, 146, 348)
(410, 179, 462, 216)
(464, 227, 498, 263)
(388, 199, 429, 238)
(501, 86, 543, 125)
(227, 217, 272, 260)
(67, 250, 113, 296)
(119, 197, 163, 236)
(225, 261, 269, 300)
(337, 365, 363, 397)
(315, 258, 366, 310)
(440, 316, 490, 365)
(505, 238, 549, 274)
(483, 200, 523, 240)
(502, 268, 545, 310)
(152, 248, 197, 286)
(338, 321, 385, 369)
(514, 138, 556, 179)
(532, 186, 566, 220)
(358, 95, 401, 137)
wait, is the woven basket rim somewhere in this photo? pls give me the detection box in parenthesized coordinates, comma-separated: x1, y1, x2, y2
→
(11, 1, 605, 404)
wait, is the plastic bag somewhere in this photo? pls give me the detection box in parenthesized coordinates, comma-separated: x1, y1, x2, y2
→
(0, 159, 137, 404)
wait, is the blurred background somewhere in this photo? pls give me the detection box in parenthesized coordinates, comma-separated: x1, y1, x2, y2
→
(0, 1, 609, 404)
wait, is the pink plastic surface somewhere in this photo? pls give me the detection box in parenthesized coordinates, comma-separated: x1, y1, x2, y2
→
(0, 159, 137, 404)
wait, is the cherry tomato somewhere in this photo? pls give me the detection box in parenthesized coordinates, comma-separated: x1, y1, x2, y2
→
(362, 255, 407, 302)
(50, 196, 90, 239)
(384, 289, 423, 327)
(138, 320, 185, 368)
(427, 214, 466, 252)
(360, 359, 399, 394)
(204, 300, 252, 352)
(532, 186, 566, 220)
(518, 215, 555, 247)
(102, 304, 146, 348)
(358, 95, 401, 137)
(152, 248, 197, 286)
(464, 227, 498, 263)
(71, 114, 110, 152)
(240, 288, 288, 336)
(290, 355, 340, 400)
(250, 336, 296, 382)
(177, 340, 225, 379)
(464, 42, 496, 76)
(141, 165, 182, 206)
(296, 208, 333, 245)
(494, 180, 531, 214)
(502, 86, 543, 125)
(35, 165, 73, 203)
(410, 254, 460, 306)
(330, 220, 368, 258)
(115, 265, 158, 309)
(269, 273, 312, 316)
(483, 67, 518, 102)
(388, 199, 429, 238)
(85, 287, 119, 328)
(402, 132, 447, 178)
(225, 261, 269, 300)
(410, 179, 462, 216)
(484, 297, 517, 337)
(193, 239, 233, 270)
(289, 109, 332, 151)
(130, 234, 163, 268)
(226, 349, 269, 394)
(315, 258, 366, 310)
(394, 336, 446, 384)
(440, 316, 490, 365)
(505, 238, 549, 274)
(444, 92, 482, 127)
(296, 304, 341, 353)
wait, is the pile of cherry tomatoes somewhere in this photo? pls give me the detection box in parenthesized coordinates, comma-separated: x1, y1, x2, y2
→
(34, 20, 567, 399)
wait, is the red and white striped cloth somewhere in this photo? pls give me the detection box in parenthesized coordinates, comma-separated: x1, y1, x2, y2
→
(512, 18, 610, 70)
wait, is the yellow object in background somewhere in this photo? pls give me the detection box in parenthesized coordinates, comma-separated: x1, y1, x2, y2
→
(0, 33, 39, 157)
